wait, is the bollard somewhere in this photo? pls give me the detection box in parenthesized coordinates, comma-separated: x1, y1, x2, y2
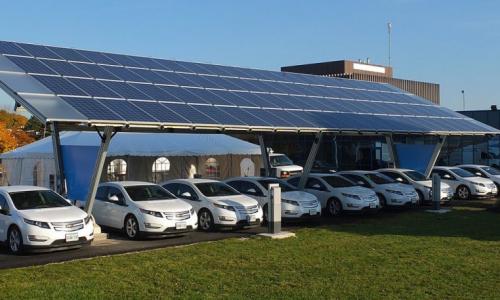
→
(267, 183, 281, 234)
(432, 173, 441, 210)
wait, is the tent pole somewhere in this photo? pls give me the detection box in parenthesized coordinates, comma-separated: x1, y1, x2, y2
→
(385, 134, 397, 168)
(298, 132, 323, 190)
(258, 134, 271, 177)
(84, 126, 114, 214)
(424, 136, 446, 179)
(50, 122, 66, 195)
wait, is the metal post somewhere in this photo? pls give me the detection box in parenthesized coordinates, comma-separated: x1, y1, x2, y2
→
(84, 127, 114, 214)
(432, 173, 441, 210)
(268, 183, 281, 234)
(385, 134, 397, 168)
(258, 135, 271, 177)
(298, 132, 323, 190)
(424, 136, 446, 179)
(51, 123, 66, 195)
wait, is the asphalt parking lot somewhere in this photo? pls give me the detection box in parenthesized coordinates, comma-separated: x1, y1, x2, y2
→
(1, 199, 497, 270)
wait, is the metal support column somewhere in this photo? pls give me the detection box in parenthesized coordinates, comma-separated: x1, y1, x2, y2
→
(51, 123, 66, 195)
(258, 135, 271, 177)
(84, 127, 114, 214)
(385, 134, 397, 168)
(298, 132, 323, 190)
(424, 136, 446, 179)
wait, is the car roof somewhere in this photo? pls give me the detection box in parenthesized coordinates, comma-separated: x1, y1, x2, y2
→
(225, 176, 279, 181)
(433, 166, 456, 170)
(165, 178, 220, 184)
(0, 185, 49, 193)
(457, 164, 489, 168)
(337, 170, 375, 175)
(101, 181, 157, 187)
(377, 168, 414, 172)
(310, 173, 343, 176)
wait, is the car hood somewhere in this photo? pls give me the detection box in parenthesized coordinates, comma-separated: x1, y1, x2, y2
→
(282, 191, 317, 202)
(135, 199, 192, 212)
(336, 186, 376, 197)
(464, 177, 495, 185)
(210, 195, 259, 207)
(379, 183, 415, 192)
(18, 206, 87, 222)
(418, 181, 451, 189)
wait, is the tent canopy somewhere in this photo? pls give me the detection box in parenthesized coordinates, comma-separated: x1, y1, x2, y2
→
(0, 132, 261, 159)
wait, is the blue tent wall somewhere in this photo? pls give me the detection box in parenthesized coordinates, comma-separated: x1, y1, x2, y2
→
(394, 144, 436, 174)
(61, 145, 99, 202)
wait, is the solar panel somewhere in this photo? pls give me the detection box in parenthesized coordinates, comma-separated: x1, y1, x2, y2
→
(0, 40, 497, 134)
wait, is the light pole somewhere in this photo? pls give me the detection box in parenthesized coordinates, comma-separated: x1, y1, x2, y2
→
(387, 22, 392, 67)
(461, 90, 465, 110)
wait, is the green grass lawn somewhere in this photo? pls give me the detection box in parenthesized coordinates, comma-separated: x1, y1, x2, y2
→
(0, 201, 499, 299)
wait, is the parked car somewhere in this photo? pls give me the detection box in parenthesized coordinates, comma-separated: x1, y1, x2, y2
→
(0, 186, 94, 254)
(93, 181, 198, 239)
(265, 153, 303, 178)
(377, 168, 454, 205)
(336, 171, 418, 208)
(431, 166, 498, 200)
(296, 160, 337, 173)
(286, 173, 380, 216)
(457, 164, 500, 189)
(224, 176, 321, 221)
(163, 179, 263, 231)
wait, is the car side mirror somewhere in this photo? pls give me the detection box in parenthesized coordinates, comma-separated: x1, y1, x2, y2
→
(396, 177, 403, 182)
(108, 195, 120, 202)
(475, 172, 482, 177)
(247, 188, 257, 194)
(357, 181, 365, 186)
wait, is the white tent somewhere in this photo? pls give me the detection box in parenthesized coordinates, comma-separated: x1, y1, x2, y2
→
(0, 132, 261, 191)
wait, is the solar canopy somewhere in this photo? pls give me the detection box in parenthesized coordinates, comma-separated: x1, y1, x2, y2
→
(0, 40, 497, 135)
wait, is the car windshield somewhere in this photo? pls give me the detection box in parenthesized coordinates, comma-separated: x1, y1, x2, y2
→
(450, 168, 475, 178)
(195, 182, 240, 197)
(481, 166, 500, 175)
(258, 179, 297, 192)
(322, 176, 356, 188)
(270, 154, 293, 167)
(9, 190, 71, 210)
(404, 171, 427, 181)
(365, 173, 395, 184)
(125, 185, 176, 201)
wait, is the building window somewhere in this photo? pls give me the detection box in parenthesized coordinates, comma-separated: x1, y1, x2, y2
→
(152, 157, 170, 183)
(107, 159, 127, 181)
(204, 158, 220, 179)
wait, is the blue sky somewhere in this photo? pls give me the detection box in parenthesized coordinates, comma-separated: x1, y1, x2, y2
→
(0, 0, 499, 111)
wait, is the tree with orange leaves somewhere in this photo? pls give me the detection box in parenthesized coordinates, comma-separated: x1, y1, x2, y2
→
(0, 110, 35, 153)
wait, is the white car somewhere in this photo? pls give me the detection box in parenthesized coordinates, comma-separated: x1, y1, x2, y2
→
(224, 176, 321, 220)
(286, 173, 380, 216)
(0, 186, 94, 254)
(377, 168, 454, 205)
(431, 166, 498, 200)
(268, 153, 303, 178)
(337, 171, 418, 208)
(457, 165, 500, 190)
(163, 179, 263, 231)
(93, 182, 198, 239)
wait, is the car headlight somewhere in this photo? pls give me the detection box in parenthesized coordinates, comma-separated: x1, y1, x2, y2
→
(282, 199, 300, 206)
(140, 209, 163, 218)
(341, 193, 361, 200)
(190, 207, 195, 215)
(24, 218, 50, 229)
(84, 215, 92, 225)
(386, 189, 403, 195)
(471, 182, 485, 187)
(214, 203, 235, 211)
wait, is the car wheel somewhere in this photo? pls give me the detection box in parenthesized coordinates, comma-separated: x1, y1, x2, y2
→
(377, 193, 387, 208)
(456, 185, 471, 200)
(198, 209, 214, 231)
(7, 226, 23, 254)
(327, 198, 342, 217)
(416, 190, 425, 206)
(124, 215, 140, 240)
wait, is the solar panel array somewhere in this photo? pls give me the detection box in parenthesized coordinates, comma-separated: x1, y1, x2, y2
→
(0, 40, 496, 134)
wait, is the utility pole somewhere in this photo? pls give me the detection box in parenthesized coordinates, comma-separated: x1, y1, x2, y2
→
(387, 22, 392, 67)
(461, 90, 465, 110)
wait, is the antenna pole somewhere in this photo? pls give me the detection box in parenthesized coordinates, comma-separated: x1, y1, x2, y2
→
(388, 22, 392, 67)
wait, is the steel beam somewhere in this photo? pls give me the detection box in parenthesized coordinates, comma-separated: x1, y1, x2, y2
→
(258, 135, 271, 177)
(84, 127, 114, 214)
(424, 136, 446, 179)
(385, 135, 397, 168)
(298, 132, 323, 189)
(51, 123, 66, 195)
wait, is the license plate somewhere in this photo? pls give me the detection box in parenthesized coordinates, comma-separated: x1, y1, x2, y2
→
(65, 232, 79, 243)
(369, 203, 376, 208)
(175, 222, 187, 230)
(309, 209, 316, 215)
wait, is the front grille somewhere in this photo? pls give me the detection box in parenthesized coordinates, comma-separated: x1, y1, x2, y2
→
(164, 210, 191, 220)
(301, 200, 318, 208)
(51, 220, 84, 232)
(236, 205, 258, 214)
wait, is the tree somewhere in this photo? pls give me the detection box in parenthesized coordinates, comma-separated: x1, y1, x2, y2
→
(0, 122, 17, 152)
(0, 110, 35, 153)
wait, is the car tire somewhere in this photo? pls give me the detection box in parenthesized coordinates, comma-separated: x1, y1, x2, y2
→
(416, 190, 425, 206)
(198, 209, 215, 232)
(377, 193, 387, 208)
(124, 215, 140, 240)
(327, 198, 342, 217)
(456, 185, 471, 200)
(7, 226, 23, 254)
